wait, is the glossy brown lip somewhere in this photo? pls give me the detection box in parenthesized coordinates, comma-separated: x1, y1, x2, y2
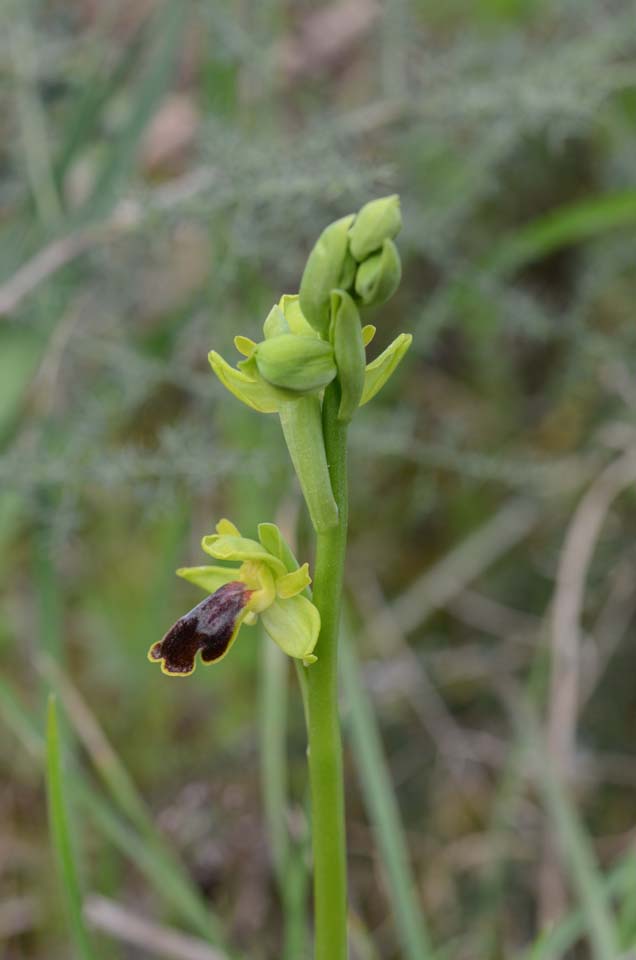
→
(149, 581, 252, 675)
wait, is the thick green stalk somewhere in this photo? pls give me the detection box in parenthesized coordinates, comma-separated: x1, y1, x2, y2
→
(305, 382, 349, 960)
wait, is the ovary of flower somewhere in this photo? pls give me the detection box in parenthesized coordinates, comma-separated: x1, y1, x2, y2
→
(148, 520, 319, 676)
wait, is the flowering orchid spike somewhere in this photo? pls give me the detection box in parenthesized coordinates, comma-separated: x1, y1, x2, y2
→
(149, 521, 321, 675)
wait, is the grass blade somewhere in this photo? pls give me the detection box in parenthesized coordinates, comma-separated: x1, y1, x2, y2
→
(45, 695, 96, 959)
(508, 695, 620, 960)
(340, 621, 434, 960)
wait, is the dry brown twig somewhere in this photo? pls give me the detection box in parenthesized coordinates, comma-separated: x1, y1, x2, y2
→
(84, 895, 226, 960)
(540, 445, 636, 927)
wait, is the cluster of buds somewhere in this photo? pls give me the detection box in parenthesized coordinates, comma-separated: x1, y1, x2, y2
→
(209, 196, 411, 532)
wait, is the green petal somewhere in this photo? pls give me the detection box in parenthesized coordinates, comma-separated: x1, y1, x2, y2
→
(276, 563, 311, 599)
(201, 534, 287, 576)
(176, 565, 238, 594)
(208, 351, 280, 414)
(261, 594, 320, 661)
(362, 324, 376, 346)
(234, 335, 256, 357)
(257, 522, 300, 574)
(360, 333, 412, 406)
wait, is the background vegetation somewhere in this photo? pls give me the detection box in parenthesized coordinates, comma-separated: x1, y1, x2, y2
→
(2, 1, 636, 957)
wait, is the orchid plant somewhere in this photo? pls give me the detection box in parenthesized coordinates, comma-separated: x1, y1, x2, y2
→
(149, 196, 411, 960)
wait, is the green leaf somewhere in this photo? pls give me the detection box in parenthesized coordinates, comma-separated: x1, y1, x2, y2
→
(46, 696, 96, 960)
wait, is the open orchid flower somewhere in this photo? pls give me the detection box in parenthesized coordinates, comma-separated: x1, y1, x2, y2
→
(148, 519, 319, 676)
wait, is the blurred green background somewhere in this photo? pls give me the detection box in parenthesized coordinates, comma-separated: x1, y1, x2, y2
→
(2, 1, 636, 958)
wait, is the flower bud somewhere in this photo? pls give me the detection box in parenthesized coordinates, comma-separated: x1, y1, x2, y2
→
(348, 194, 401, 261)
(299, 214, 354, 337)
(329, 289, 365, 423)
(254, 334, 337, 393)
(354, 239, 402, 307)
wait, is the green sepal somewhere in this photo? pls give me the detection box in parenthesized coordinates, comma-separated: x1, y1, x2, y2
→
(349, 194, 402, 261)
(201, 534, 287, 577)
(329, 289, 365, 423)
(261, 593, 320, 662)
(176, 565, 237, 594)
(278, 396, 339, 532)
(208, 350, 280, 414)
(299, 213, 355, 338)
(360, 333, 412, 406)
(355, 239, 402, 307)
(253, 334, 337, 394)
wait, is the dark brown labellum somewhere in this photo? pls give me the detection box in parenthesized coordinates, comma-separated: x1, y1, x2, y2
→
(149, 581, 251, 675)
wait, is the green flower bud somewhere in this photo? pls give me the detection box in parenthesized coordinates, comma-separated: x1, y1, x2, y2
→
(349, 194, 401, 261)
(329, 290, 365, 423)
(354, 239, 402, 307)
(299, 213, 354, 337)
(254, 334, 337, 393)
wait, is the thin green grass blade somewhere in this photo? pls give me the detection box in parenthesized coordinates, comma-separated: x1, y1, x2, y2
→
(340, 621, 434, 960)
(486, 191, 636, 277)
(510, 697, 620, 960)
(0, 674, 234, 952)
(45, 695, 96, 960)
(84, 2, 183, 220)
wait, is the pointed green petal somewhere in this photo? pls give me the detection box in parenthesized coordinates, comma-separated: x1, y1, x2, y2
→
(201, 534, 287, 576)
(360, 333, 412, 406)
(208, 351, 280, 414)
(261, 594, 320, 661)
(362, 324, 376, 346)
(234, 335, 256, 356)
(176, 565, 237, 594)
(277, 563, 311, 599)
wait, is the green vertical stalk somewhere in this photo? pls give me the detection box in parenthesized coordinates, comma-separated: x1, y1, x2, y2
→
(305, 383, 349, 960)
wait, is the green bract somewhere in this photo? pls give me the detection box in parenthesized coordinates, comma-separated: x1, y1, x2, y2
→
(329, 289, 365, 423)
(148, 519, 320, 676)
(348, 194, 402, 261)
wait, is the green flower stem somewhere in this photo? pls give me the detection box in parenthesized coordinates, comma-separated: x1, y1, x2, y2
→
(305, 381, 349, 960)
